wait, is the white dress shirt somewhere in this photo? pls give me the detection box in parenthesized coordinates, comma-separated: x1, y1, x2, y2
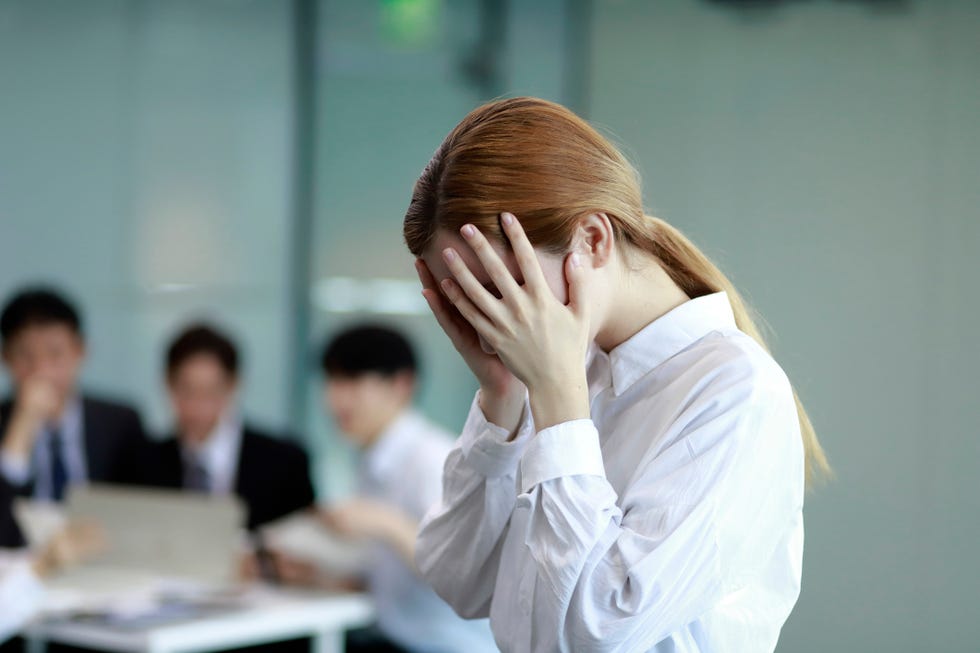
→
(0, 396, 87, 500)
(357, 410, 498, 653)
(416, 292, 805, 653)
(180, 412, 243, 495)
(0, 551, 45, 643)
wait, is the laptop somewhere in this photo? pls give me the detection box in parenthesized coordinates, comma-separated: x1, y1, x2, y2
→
(16, 484, 245, 612)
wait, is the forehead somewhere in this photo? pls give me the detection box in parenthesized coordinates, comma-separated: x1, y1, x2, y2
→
(326, 373, 396, 391)
(6, 323, 80, 349)
(171, 354, 232, 384)
(422, 228, 520, 284)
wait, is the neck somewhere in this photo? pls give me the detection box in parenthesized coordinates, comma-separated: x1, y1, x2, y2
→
(48, 393, 75, 425)
(594, 255, 691, 352)
(360, 405, 408, 450)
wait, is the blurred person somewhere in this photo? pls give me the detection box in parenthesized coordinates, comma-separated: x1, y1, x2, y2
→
(139, 323, 315, 531)
(0, 519, 105, 643)
(276, 325, 496, 653)
(0, 288, 148, 548)
(406, 97, 832, 652)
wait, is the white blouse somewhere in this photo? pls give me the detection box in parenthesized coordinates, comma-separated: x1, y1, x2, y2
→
(416, 292, 805, 652)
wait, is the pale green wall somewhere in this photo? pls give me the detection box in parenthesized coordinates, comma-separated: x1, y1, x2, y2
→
(590, 1, 979, 650)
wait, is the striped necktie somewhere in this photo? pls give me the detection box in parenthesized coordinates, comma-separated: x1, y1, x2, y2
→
(184, 458, 211, 493)
(48, 427, 69, 502)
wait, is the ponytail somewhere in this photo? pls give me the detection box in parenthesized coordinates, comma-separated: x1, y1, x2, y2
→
(403, 96, 831, 488)
(638, 216, 831, 487)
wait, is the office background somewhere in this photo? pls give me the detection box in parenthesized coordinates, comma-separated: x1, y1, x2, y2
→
(0, 0, 976, 651)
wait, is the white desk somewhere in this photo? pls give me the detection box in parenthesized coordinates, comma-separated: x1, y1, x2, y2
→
(24, 586, 375, 653)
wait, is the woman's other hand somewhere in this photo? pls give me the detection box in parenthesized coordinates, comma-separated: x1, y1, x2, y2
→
(439, 213, 592, 430)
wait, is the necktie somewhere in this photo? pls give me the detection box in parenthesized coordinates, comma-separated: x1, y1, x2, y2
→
(49, 428, 68, 502)
(185, 458, 211, 492)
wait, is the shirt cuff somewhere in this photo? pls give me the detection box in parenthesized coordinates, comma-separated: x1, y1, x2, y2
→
(0, 452, 31, 486)
(457, 391, 535, 478)
(520, 419, 606, 494)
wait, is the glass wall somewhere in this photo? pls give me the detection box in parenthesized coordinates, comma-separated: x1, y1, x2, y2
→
(304, 0, 577, 498)
(0, 0, 295, 435)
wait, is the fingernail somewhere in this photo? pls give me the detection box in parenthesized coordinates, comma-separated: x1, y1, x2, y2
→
(501, 213, 514, 226)
(571, 252, 582, 268)
(461, 224, 475, 238)
(442, 248, 456, 262)
(440, 279, 454, 295)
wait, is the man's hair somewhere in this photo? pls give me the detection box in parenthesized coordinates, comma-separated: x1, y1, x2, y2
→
(321, 324, 417, 378)
(166, 323, 239, 379)
(0, 287, 83, 345)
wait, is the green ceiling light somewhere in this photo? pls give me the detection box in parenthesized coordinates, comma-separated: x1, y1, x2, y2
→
(380, 0, 441, 49)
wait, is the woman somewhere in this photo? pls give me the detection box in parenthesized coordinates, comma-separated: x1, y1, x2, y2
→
(406, 97, 829, 652)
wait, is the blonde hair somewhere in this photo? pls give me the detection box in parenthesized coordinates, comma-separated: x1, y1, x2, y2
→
(404, 97, 830, 486)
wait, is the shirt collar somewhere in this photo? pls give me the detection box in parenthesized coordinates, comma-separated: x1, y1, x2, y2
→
(182, 410, 242, 470)
(600, 291, 737, 397)
(44, 395, 82, 439)
(362, 409, 423, 483)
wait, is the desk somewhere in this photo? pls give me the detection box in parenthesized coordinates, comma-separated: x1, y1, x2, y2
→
(24, 587, 375, 653)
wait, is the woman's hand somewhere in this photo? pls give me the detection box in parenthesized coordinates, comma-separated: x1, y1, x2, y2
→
(417, 257, 526, 433)
(439, 213, 592, 430)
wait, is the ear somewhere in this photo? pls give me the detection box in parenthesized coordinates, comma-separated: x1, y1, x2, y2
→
(393, 371, 416, 402)
(569, 213, 615, 268)
(74, 337, 87, 361)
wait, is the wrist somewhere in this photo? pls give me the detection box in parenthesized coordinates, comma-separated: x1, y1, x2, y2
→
(478, 384, 526, 433)
(2, 414, 39, 458)
(528, 375, 590, 431)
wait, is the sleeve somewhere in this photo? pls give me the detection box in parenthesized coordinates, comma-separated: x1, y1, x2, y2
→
(415, 391, 536, 619)
(113, 406, 151, 485)
(0, 469, 27, 549)
(256, 438, 316, 529)
(0, 453, 31, 488)
(0, 559, 46, 642)
(0, 408, 34, 492)
(511, 371, 797, 650)
(287, 443, 317, 513)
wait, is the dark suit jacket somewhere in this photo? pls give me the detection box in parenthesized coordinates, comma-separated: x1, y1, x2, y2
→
(138, 425, 316, 531)
(0, 394, 148, 547)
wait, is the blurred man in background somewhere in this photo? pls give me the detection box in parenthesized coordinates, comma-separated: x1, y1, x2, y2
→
(139, 323, 315, 531)
(0, 288, 147, 547)
(290, 324, 496, 653)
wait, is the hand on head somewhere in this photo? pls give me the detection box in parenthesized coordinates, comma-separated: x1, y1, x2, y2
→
(419, 213, 594, 430)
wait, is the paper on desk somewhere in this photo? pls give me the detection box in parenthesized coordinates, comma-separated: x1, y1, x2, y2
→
(259, 512, 371, 575)
(13, 499, 66, 549)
